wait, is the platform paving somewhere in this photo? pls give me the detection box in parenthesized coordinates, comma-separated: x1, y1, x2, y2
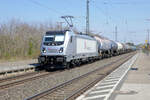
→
(0, 59, 38, 73)
(114, 51, 150, 100)
(76, 53, 138, 100)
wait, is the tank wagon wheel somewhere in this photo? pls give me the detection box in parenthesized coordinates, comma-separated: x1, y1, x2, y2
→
(76, 60, 80, 66)
(75, 62, 80, 66)
(70, 60, 76, 68)
(88, 58, 94, 63)
(63, 62, 70, 69)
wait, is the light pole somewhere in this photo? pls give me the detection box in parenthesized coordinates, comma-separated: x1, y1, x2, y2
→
(86, 0, 90, 34)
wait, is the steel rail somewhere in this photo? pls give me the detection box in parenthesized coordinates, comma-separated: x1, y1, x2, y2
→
(64, 54, 135, 100)
(0, 71, 60, 90)
(25, 52, 136, 100)
(0, 71, 44, 83)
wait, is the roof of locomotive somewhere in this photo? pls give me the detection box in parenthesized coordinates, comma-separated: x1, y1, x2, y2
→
(45, 30, 70, 35)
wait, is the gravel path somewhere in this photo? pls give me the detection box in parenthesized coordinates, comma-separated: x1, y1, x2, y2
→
(0, 53, 133, 100)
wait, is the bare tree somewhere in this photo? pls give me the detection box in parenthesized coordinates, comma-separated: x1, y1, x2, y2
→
(0, 19, 61, 60)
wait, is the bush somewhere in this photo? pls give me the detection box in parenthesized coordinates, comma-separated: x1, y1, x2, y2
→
(0, 19, 61, 60)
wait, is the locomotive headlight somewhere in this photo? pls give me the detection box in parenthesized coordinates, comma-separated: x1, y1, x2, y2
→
(59, 47, 63, 53)
(42, 47, 46, 53)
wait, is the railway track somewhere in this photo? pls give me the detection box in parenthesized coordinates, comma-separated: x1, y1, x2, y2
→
(0, 52, 134, 91)
(0, 71, 44, 83)
(0, 70, 62, 90)
(25, 52, 136, 100)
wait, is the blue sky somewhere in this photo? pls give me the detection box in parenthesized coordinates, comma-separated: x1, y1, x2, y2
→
(1, 0, 150, 44)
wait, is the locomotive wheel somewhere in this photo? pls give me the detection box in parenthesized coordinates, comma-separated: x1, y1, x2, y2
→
(71, 60, 77, 68)
(63, 62, 70, 69)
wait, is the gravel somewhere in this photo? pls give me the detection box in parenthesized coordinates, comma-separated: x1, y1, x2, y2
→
(0, 53, 133, 100)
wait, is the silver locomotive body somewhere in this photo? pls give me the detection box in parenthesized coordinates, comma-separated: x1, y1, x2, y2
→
(38, 30, 98, 68)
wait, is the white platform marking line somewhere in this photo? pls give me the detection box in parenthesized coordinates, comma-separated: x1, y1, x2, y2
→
(107, 76, 121, 79)
(102, 79, 118, 83)
(89, 89, 111, 94)
(84, 95, 106, 100)
(96, 85, 114, 89)
(76, 95, 85, 100)
(108, 73, 124, 77)
(107, 71, 124, 76)
(75, 54, 138, 100)
(75, 81, 103, 100)
(105, 78, 120, 81)
(103, 79, 119, 83)
(100, 81, 117, 85)
(103, 54, 139, 100)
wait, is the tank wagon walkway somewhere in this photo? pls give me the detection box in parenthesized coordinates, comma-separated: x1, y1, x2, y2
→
(113, 51, 150, 100)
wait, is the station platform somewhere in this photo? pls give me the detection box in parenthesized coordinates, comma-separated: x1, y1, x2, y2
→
(76, 52, 138, 100)
(0, 59, 38, 73)
(113, 51, 150, 100)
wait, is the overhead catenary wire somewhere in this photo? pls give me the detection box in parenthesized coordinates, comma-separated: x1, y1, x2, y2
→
(28, 0, 83, 18)
(27, 0, 118, 36)
(101, 1, 150, 5)
(28, 0, 64, 15)
(90, 0, 117, 25)
(27, 0, 79, 29)
(90, 1, 117, 29)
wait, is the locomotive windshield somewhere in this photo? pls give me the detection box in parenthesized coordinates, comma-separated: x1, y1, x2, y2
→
(45, 37, 54, 42)
(43, 32, 65, 46)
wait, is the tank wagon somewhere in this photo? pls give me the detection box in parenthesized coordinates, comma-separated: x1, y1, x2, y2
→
(38, 30, 98, 69)
(126, 45, 137, 52)
(131, 46, 136, 51)
(116, 42, 124, 54)
(94, 36, 110, 57)
(121, 44, 136, 53)
(110, 40, 118, 56)
(94, 35, 118, 58)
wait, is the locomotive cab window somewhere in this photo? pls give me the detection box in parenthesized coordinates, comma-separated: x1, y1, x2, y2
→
(45, 37, 54, 42)
(43, 32, 66, 46)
